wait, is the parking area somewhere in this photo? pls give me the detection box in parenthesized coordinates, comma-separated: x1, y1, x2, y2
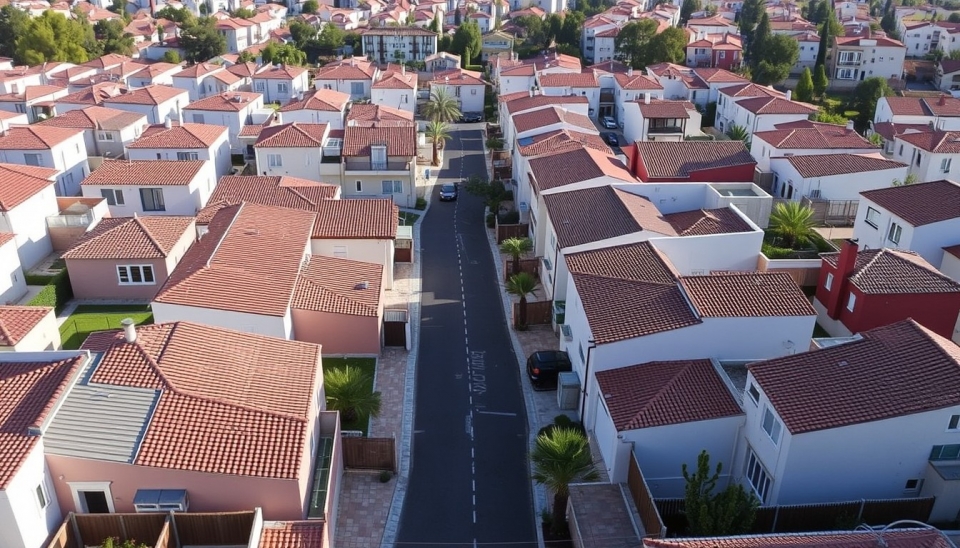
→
(593, 116, 627, 155)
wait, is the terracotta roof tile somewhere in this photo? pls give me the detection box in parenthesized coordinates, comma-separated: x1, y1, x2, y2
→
(373, 69, 417, 89)
(280, 89, 350, 113)
(311, 199, 398, 239)
(0, 232, 14, 247)
(103, 84, 187, 106)
(543, 186, 676, 248)
(254, 64, 307, 79)
(0, 354, 84, 488)
(721, 82, 783, 98)
(58, 82, 129, 106)
(361, 26, 437, 35)
(429, 68, 485, 87)
(155, 203, 316, 317)
(637, 99, 693, 118)
(680, 272, 815, 317)
(614, 72, 664, 90)
(37, 105, 146, 131)
(821, 248, 960, 294)
(597, 359, 742, 430)
(692, 67, 748, 83)
(735, 96, 817, 115)
(0, 84, 65, 102)
(255, 122, 328, 147)
(835, 34, 905, 47)
(226, 62, 259, 78)
(513, 106, 595, 135)
(529, 147, 635, 191)
(944, 244, 960, 259)
(539, 71, 599, 88)
(83, 159, 207, 186)
(860, 179, 960, 226)
(754, 124, 875, 150)
(782, 153, 907, 177)
(663, 207, 754, 235)
(503, 94, 588, 115)
(259, 521, 325, 548)
(199, 175, 338, 223)
(128, 123, 227, 149)
(83, 53, 133, 70)
(898, 130, 960, 153)
(175, 62, 224, 79)
(883, 95, 960, 117)
(748, 320, 960, 435)
(293, 255, 382, 315)
(346, 103, 414, 124)
(871, 121, 929, 141)
(184, 91, 262, 112)
(517, 129, 611, 157)
(0, 126, 83, 150)
(0, 306, 53, 346)
(633, 141, 755, 179)
(0, 163, 58, 211)
(315, 57, 377, 81)
(62, 216, 194, 260)
(644, 529, 954, 548)
(342, 125, 416, 157)
(81, 322, 321, 478)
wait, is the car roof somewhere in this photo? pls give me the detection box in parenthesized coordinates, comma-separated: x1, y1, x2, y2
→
(441, 183, 456, 188)
(533, 350, 568, 360)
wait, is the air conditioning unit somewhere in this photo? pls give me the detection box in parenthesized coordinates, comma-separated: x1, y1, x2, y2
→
(133, 489, 189, 513)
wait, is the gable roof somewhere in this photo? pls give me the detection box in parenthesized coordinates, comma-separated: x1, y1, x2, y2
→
(898, 129, 960, 153)
(342, 125, 416, 157)
(860, 179, 960, 226)
(58, 82, 129, 106)
(255, 122, 328, 148)
(429, 68, 486, 87)
(102, 84, 187, 105)
(781, 153, 907, 177)
(517, 129, 611, 157)
(293, 255, 382, 316)
(596, 359, 742, 431)
(184, 91, 262, 112)
(753, 124, 875, 150)
(128, 123, 227, 149)
(636, 99, 694, 119)
(82, 159, 207, 186)
(529, 146, 635, 191)
(633, 141, 756, 179)
(0, 306, 53, 347)
(644, 529, 954, 548)
(0, 126, 83, 150)
(735, 96, 817, 115)
(882, 95, 960, 117)
(680, 272, 816, 318)
(315, 57, 377, 81)
(544, 186, 677, 248)
(346, 103, 414, 124)
(36, 105, 146, 131)
(373, 68, 418, 89)
(821, 248, 960, 294)
(748, 320, 960, 434)
(62, 216, 194, 260)
(253, 64, 307, 80)
(538, 71, 599, 88)
(513, 106, 595, 134)
(614, 71, 664, 90)
(174, 62, 224, 79)
(0, 163, 58, 211)
(502, 94, 589, 115)
(279, 89, 350, 113)
(662, 207, 755, 235)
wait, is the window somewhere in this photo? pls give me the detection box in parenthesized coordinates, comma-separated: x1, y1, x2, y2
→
(100, 189, 124, 206)
(139, 188, 165, 212)
(192, 113, 205, 124)
(578, 342, 585, 364)
(381, 180, 402, 194)
(97, 131, 115, 142)
(864, 207, 880, 228)
(355, 180, 362, 192)
(471, 88, 477, 95)
(117, 265, 155, 285)
(268, 154, 282, 167)
(719, 51, 726, 59)
(36, 483, 48, 509)
(846, 293, 856, 312)
(950, 415, 960, 430)
(350, 82, 364, 96)
(825, 272, 834, 290)
(888, 222, 902, 245)
(24, 153, 41, 166)
(904, 479, 922, 493)
(943, 158, 952, 173)
(747, 383, 760, 405)
(931, 444, 960, 460)
(255, 81, 265, 91)
(176, 151, 199, 161)
(744, 449, 772, 503)
(14, 103, 25, 113)
(836, 68, 857, 79)
(761, 407, 783, 445)
(898, 144, 903, 156)
(278, 82, 289, 93)
(333, 245, 347, 258)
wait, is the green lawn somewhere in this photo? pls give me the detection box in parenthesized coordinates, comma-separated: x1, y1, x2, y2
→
(323, 357, 378, 435)
(398, 211, 421, 226)
(60, 305, 154, 350)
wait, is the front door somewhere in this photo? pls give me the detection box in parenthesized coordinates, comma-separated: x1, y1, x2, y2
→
(80, 491, 110, 513)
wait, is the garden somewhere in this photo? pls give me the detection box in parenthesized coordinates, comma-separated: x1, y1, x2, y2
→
(762, 202, 838, 259)
(59, 305, 154, 350)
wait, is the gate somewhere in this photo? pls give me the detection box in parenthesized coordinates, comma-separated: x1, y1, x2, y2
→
(383, 307, 407, 347)
(342, 437, 396, 471)
(395, 225, 412, 262)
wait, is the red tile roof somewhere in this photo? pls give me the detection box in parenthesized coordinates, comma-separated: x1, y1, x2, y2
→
(898, 130, 960, 153)
(720, 82, 783, 98)
(502, 94, 588, 115)
(83, 159, 207, 186)
(0, 306, 53, 346)
(517, 129, 611, 157)
(315, 57, 377, 81)
(753, 124, 875, 150)
(860, 179, 960, 226)
(83, 53, 133, 70)
(129, 123, 227, 149)
(63, 216, 194, 260)
(0, 126, 83, 150)
(597, 359, 743, 430)
(184, 91, 262, 112)
(748, 319, 960, 435)
(735, 96, 817, 115)
(280, 89, 350, 113)
(342, 125, 416, 157)
(633, 141, 755, 179)
(0, 84, 65, 102)
(530, 147, 635, 191)
(37, 105, 146, 131)
(781, 153, 907, 177)
(346, 103, 414, 124)
(81, 322, 321, 478)
(543, 186, 677, 248)
(0, 232, 14, 247)
(293, 255, 382, 316)
(644, 529, 953, 548)
(693, 67, 748, 83)
(636, 99, 693, 119)
(882, 95, 960, 117)
(255, 122, 328, 147)
(58, 82, 129, 106)
(361, 26, 438, 35)
(259, 521, 325, 548)
(680, 272, 815, 317)
(429, 68, 486, 87)
(226, 62, 259, 79)
(373, 69, 418, 89)
(538, 71, 599, 88)
(175, 62, 224, 79)
(0, 354, 84, 488)
(821, 248, 960, 294)
(513, 106, 595, 134)
(871, 121, 929, 141)
(614, 72, 664, 90)
(103, 84, 187, 105)
(311, 199, 399, 239)
(663, 207, 755, 235)
(155, 203, 316, 317)
(945, 244, 960, 259)
(566, 242, 699, 343)
(0, 163, 58, 211)
(254, 64, 307, 80)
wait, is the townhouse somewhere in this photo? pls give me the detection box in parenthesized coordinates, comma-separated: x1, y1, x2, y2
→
(253, 122, 338, 183)
(171, 62, 231, 102)
(126, 122, 232, 179)
(253, 65, 310, 105)
(371, 66, 418, 114)
(685, 33, 742, 70)
(0, 306, 59, 350)
(127, 62, 182, 88)
(81, 159, 218, 216)
(341, 123, 418, 207)
(0, 233, 26, 304)
(101, 84, 190, 125)
(361, 26, 438, 64)
(314, 57, 379, 100)
(768, 153, 908, 202)
(873, 95, 960, 130)
(0, 84, 67, 123)
(831, 35, 907, 88)
(716, 84, 817, 138)
(0, 126, 89, 197)
(0, 163, 60, 271)
(751, 121, 879, 172)
(898, 20, 960, 57)
(936, 58, 960, 93)
(183, 91, 264, 154)
(890, 129, 960, 182)
(429, 68, 487, 115)
(612, 68, 664, 123)
(623, 140, 757, 183)
(621, 98, 703, 143)
(36, 106, 147, 159)
(536, 71, 600, 119)
(55, 82, 130, 114)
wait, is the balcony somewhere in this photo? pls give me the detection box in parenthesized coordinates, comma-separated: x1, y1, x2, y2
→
(46, 197, 109, 252)
(837, 57, 862, 67)
(344, 158, 411, 173)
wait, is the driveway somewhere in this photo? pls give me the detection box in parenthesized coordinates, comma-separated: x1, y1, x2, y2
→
(397, 128, 536, 547)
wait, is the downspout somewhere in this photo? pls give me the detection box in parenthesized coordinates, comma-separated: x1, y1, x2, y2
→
(551, 241, 560, 300)
(579, 339, 597, 422)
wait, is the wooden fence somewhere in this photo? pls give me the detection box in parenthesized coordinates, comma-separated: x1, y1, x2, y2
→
(655, 496, 935, 536)
(503, 258, 540, 282)
(496, 223, 529, 244)
(74, 513, 166, 547)
(626, 452, 667, 538)
(174, 512, 256, 545)
(513, 300, 553, 326)
(343, 436, 396, 471)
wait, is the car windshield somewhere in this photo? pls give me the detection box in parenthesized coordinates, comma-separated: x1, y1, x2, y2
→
(441, 184, 455, 192)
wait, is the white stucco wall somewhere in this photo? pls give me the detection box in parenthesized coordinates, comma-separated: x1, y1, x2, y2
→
(1, 186, 58, 270)
(9, 310, 60, 351)
(371, 87, 416, 114)
(279, 108, 346, 129)
(0, 237, 26, 305)
(255, 146, 331, 181)
(150, 301, 292, 338)
(310, 238, 395, 290)
(127, 132, 231, 179)
(0, 444, 61, 548)
(186, 101, 264, 153)
(941, 252, 960, 283)
(769, 158, 907, 202)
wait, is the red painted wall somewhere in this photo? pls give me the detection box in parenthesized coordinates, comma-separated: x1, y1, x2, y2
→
(635, 162, 757, 183)
(712, 50, 739, 71)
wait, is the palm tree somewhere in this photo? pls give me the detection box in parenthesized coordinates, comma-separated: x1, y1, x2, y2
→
(425, 120, 451, 166)
(892, 173, 918, 186)
(422, 87, 462, 123)
(769, 201, 815, 249)
(500, 237, 532, 275)
(726, 124, 750, 144)
(323, 366, 382, 423)
(531, 427, 599, 535)
(506, 272, 538, 330)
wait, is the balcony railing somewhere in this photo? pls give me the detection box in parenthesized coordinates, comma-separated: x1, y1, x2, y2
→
(837, 58, 861, 66)
(345, 159, 410, 172)
(648, 125, 684, 134)
(46, 211, 95, 228)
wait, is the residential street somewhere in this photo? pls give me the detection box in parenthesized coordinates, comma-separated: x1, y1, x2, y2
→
(397, 127, 536, 547)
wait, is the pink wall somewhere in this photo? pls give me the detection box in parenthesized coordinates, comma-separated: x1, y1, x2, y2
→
(66, 257, 170, 300)
(291, 310, 382, 355)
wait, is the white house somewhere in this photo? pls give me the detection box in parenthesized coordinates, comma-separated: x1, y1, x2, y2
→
(0, 85, 67, 123)
(891, 129, 960, 182)
(102, 84, 190, 125)
(751, 121, 879, 171)
(253, 65, 310, 104)
(0, 127, 89, 197)
(645, 63, 748, 108)
(126, 122, 232, 179)
(36, 106, 147, 160)
(278, 89, 350, 129)
(855, 179, 960, 275)
(0, 163, 60, 270)
(171, 62, 230, 102)
(183, 91, 264, 154)
(341, 123, 418, 207)
(874, 95, 960, 130)
(499, 94, 590, 152)
(830, 35, 906, 89)
(613, 70, 664, 124)
(429, 68, 487, 115)
(715, 84, 816, 137)
(314, 57, 378, 100)
(621, 98, 703, 143)
(897, 20, 958, 57)
(360, 26, 438, 64)
(0, 306, 60, 350)
(127, 62, 182, 88)
(0, 111, 29, 132)
(254, 122, 338, 183)
(936, 59, 960, 93)
(54, 82, 130, 114)
(537, 71, 600, 119)
(0, 234, 26, 304)
(768, 153, 909, 202)
(81, 159, 218, 216)
(736, 319, 960, 507)
(216, 17, 256, 53)
(371, 67, 418, 115)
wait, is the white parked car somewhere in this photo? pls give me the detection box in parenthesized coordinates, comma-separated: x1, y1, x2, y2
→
(601, 116, 617, 129)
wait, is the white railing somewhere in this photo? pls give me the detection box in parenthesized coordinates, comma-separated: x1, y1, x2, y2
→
(46, 212, 94, 228)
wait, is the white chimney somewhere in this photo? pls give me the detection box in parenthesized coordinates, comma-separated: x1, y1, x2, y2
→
(627, 66, 633, 76)
(121, 318, 137, 343)
(785, 89, 792, 101)
(164, 116, 172, 129)
(644, 92, 650, 104)
(846, 120, 855, 130)
(402, 64, 406, 75)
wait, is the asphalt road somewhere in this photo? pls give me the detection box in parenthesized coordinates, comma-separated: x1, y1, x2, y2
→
(397, 127, 536, 548)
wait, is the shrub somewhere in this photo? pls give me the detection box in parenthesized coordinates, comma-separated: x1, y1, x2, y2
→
(498, 210, 520, 224)
(28, 270, 73, 314)
(415, 197, 427, 210)
(25, 273, 55, 286)
(537, 415, 586, 438)
(379, 470, 392, 483)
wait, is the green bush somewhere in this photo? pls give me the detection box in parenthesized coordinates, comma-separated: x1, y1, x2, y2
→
(415, 197, 427, 210)
(486, 212, 496, 228)
(27, 270, 73, 314)
(537, 415, 586, 438)
(25, 273, 55, 286)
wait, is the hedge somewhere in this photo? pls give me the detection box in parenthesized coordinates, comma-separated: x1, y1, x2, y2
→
(27, 269, 73, 314)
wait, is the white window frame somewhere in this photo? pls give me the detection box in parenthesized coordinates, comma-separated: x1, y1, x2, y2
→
(100, 189, 124, 206)
(117, 264, 156, 286)
(747, 383, 760, 405)
(176, 151, 200, 161)
(381, 180, 403, 194)
(864, 207, 880, 228)
(268, 153, 282, 167)
(23, 153, 42, 166)
(824, 272, 834, 290)
(278, 82, 289, 93)
(948, 414, 960, 431)
(97, 131, 115, 142)
(846, 292, 856, 312)
(888, 222, 902, 245)
(761, 406, 783, 445)
(943, 157, 952, 173)
(744, 448, 771, 503)
(69, 481, 116, 514)
(36, 482, 48, 510)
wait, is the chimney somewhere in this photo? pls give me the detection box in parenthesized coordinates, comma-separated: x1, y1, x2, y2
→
(402, 64, 406, 75)
(825, 239, 859, 320)
(785, 89, 792, 101)
(644, 92, 650, 104)
(940, 94, 948, 106)
(845, 120, 855, 130)
(529, 88, 533, 97)
(627, 66, 633, 76)
(121, 318, 137, 343)
(164, 116, 172, 129)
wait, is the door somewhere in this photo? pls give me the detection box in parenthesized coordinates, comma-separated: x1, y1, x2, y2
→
(81, 491, 110, 513)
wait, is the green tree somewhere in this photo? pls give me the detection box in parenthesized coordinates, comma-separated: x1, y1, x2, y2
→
(804, 0, 821, 23)
(748, 12, 771, 67)
(199, 2, 209, 15)
(262, 42, 306, 65)
(726, 124, 750, 143)
(795, 67, 814, 102)
(950, 12, 960, 22)
(768, 201, 815, 249)
(738, 0, 764, 47)
(451, 20, 481, 65)
(813, 63, 829, 98)
(425, 120, 451, 166)
(812, 109, 849, 124)
(289, 20, 316, 48)
(892, 173, 919, 186)
(751, 34, 799, 85)
(851, 76, 893, 128)
(0, 6, 30, 59)
(558, 10, 584, 47)
(302, 0, 318, 13)
(179, 17, 226, 63)
(230, 7, 255, 18)
(531, 428, 599, 534)
(815, 16, 831, 68)
(237, 50, 256, 62)
(324, 366, 382, 423)
(155, 5, 195, 25)
(422, 87, 461, 122)
(500, 237, 533, 276)
(646, 26, 688, 65)
(880, 8, 896, 34)
(506, 272, 538, 330)
(101, 538, 149, 548)
(316, 22, 345, 51)
(680, 0, 701, 25)
(683, 451, 759, 537)
(162, 50, 181, 63)
(95, 19, 135, 56)
(15, 11, 93, 65)
(430, 12, 441, 33)
(614, 19, 659, 68)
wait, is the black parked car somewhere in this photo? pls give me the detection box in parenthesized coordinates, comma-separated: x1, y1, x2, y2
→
(439, 183, 458, 201)
(459, 112, 483, 123)
(602, 132, 620, 146)
(526, 350, 572, 390)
